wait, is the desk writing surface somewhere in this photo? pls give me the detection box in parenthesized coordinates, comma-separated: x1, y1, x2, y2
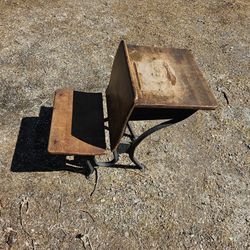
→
(127, 45, 217, 110)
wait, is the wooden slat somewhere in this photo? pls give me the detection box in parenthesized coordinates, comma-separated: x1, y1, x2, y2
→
(106, 41, 136, 151)
(127, 45, 218, 110)
(48, 89, 106, 156)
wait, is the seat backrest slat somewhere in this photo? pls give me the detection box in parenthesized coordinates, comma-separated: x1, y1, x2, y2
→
(106, 41, 136, 151)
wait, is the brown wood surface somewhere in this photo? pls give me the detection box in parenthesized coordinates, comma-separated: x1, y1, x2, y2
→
(48, 89, 106, 155)
(127, 44, 218, 109)
(106, 41, 136, 151)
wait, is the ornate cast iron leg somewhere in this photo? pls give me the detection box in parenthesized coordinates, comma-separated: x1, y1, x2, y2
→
(127, 120, 175, 170)
(127, 122, 137, 140)
(93, 150, 119, 167)
(127, 110, 196, 170)
(86, 159, 95, 176)
(85, 151, 119, 177)
(86, 110, 196, 175)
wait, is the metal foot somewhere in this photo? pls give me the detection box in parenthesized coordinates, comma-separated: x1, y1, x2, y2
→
(86, 159, 95, 178)
(93, 150, 119, 167)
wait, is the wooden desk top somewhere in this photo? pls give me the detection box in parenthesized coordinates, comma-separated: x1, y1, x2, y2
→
(127, 44, 218, 110)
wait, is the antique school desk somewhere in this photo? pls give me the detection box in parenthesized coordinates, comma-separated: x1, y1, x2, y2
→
(48, 41, 217, 176)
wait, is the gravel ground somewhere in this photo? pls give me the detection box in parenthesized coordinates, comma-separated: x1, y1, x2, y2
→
(0, 0, 249, 249)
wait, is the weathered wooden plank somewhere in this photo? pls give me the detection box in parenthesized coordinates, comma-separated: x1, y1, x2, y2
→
(106, 41, 136, 151)
(48, 89, 106, 155)
(127, 44, 218, 109)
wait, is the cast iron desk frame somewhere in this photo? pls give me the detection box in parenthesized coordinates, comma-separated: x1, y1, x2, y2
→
(48, 41, 217, 175)
(88, 108, 196, 174)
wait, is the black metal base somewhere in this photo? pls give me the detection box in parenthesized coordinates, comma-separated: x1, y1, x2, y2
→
(85, 109, 196, 176)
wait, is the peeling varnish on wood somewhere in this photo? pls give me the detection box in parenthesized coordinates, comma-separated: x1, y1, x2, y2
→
(163, 62, 176, 86)
(133, 62, 142, 90)
(134, 56, 184, 102)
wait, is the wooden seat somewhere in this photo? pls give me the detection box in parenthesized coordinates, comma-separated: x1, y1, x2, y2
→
(48, 89, 106, 156)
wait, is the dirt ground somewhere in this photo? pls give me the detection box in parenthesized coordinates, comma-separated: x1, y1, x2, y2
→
(0, 0, 249, 249)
